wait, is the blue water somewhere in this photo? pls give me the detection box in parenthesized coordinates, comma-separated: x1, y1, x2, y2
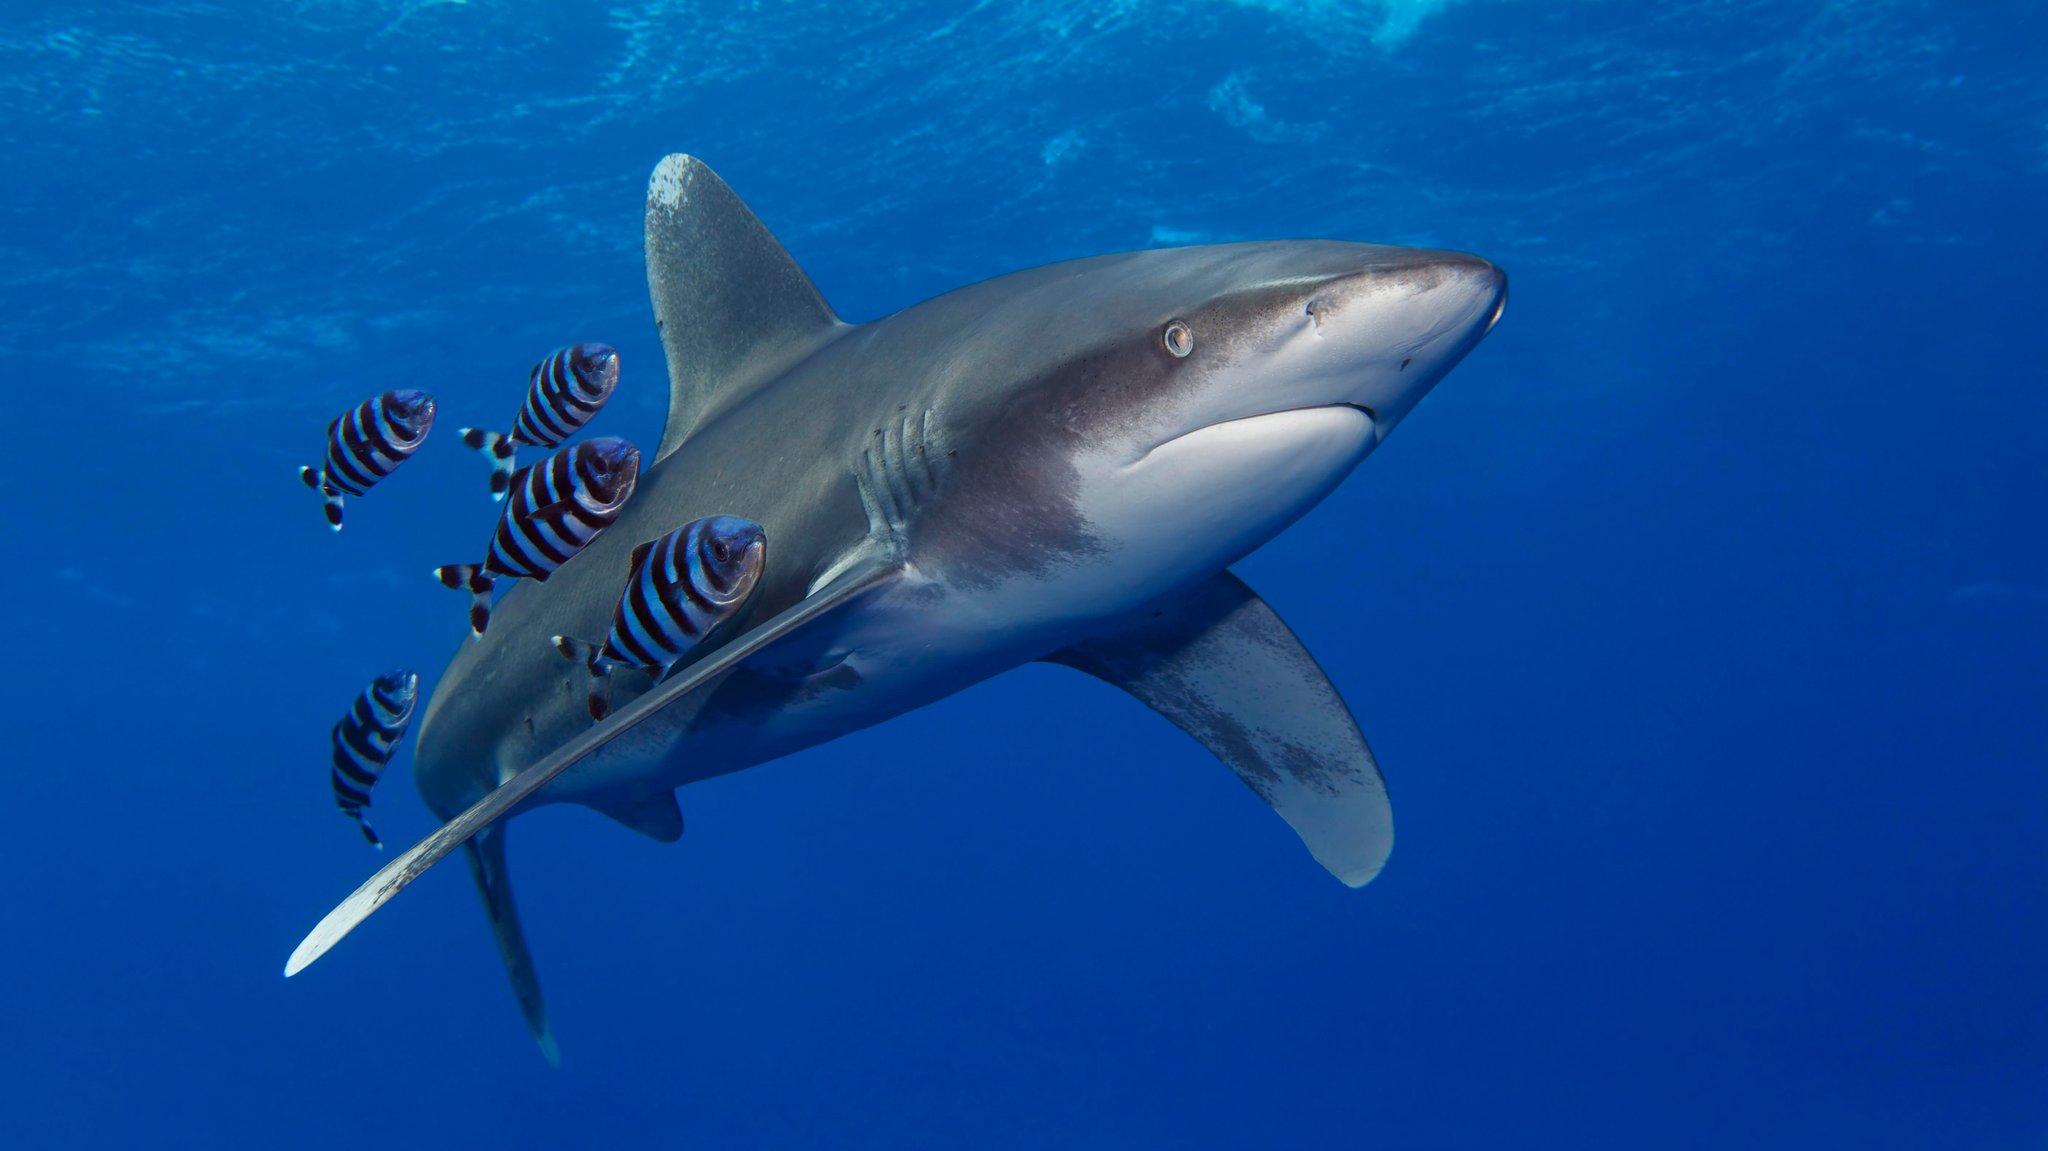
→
(4, 1, 2043, 1145)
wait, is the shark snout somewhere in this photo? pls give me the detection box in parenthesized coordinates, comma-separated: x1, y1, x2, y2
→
(1324, 250, 1505, 434)
(1417, 254, 1506, 368)
(1447, 254, 1507, 341)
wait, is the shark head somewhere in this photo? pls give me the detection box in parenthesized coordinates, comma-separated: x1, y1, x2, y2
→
(924, 240, 1505, 618)
(1163, 242, 1508, 440)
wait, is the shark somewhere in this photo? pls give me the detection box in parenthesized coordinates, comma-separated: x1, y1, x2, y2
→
(286, 155, 1508, 1064)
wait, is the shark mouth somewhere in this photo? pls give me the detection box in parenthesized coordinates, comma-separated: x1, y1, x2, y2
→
(1138, 402, 1382, 462)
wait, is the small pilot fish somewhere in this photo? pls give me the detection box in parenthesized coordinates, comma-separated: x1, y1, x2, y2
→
(300, 390, 437, 530)
(552, 515, 768, 721)
(330, 669, 419, 848)
(459, 343, 621, 500)
(434, 436, 641, 638)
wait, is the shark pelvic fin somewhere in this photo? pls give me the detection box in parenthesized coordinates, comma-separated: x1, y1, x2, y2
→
(462, 826, 559, 1068)
(1043, 570, 1394, 888)
(645, 155, 843, 460)
(586, 790, 684, 843)
(283, 556, 900, 978)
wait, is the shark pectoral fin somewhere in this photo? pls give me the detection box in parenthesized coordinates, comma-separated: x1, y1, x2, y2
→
(645, 155, 844, 459)
(283, 556, 900, 978)
(1044, 570, 1394, 888)
(462, 827, 559, 1068)
(586, 790, 684, 843)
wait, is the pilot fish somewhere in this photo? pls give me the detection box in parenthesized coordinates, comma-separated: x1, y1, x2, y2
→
(551, 515, 768, 720)
(459, 343, 621, 500)
(299, 390, 436, 530)
(329, 669, 419, 848)
(433, 437, 641, 638)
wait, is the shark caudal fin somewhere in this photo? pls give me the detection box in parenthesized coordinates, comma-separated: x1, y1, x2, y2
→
(434, 564, 496, 638)
(645, 155, 844, 459)
(462, 825, 560, 1068)
(1044, 569, 1395, 888)
(458, 429, 519, 501)
(299, 466, 344, 531)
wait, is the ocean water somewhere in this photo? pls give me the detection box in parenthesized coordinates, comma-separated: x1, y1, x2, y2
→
(3, 1, 2043, 1145)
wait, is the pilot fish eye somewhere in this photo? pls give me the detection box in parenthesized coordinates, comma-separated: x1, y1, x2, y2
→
(1161, 320, 1194, 358)
(712, 539, 731, 563)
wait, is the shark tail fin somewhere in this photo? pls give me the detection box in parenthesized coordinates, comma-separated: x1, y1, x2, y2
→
(434, 564, 496, 638)
(645, 155, 843, 460)
(551, 634, 615, 721)
(459, 428, 518, 501)
(1044, 569, 1394, 888)
(462, 826, 559, 1068)
(299, 466, 344, 531)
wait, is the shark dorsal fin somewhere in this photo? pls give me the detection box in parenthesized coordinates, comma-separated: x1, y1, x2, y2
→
(645, 155, 843, 460)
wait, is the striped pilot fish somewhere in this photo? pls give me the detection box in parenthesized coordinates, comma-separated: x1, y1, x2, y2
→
(459, 343, 621, 500)
(299, 389, 437, 530)
(434, 436, 642, 638)
(552, 515, 768, 721)
(329, 669, 420, 848)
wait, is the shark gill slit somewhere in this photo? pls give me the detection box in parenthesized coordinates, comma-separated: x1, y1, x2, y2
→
(857, 406, 943, 544)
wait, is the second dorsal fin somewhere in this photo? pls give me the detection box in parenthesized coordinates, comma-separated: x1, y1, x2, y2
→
(644, 155, 843, 459)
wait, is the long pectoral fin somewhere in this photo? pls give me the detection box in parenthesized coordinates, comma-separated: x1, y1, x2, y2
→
(285, 557, 899, 977)
(462, 826, 559, 1067)
(1044, 570, 1394, 887)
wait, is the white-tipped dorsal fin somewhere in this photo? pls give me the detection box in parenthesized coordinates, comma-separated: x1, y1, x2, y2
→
(645, 155, 843, 460)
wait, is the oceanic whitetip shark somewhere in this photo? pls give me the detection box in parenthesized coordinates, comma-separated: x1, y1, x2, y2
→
(287, 155, 1507, 1064)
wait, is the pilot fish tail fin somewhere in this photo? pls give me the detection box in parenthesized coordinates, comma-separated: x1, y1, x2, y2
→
(462, 826, 559, 1068)
(459, 428, 518, 501)
(1044, 569, 1395, 888)
(550, 634, 615, 720)
(645, 155, 844, 459)
(298, 466, 344, 530)
(433, 564, 496, 638)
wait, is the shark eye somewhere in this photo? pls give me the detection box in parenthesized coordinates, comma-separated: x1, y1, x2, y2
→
(1162, 320, 1194, 358)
